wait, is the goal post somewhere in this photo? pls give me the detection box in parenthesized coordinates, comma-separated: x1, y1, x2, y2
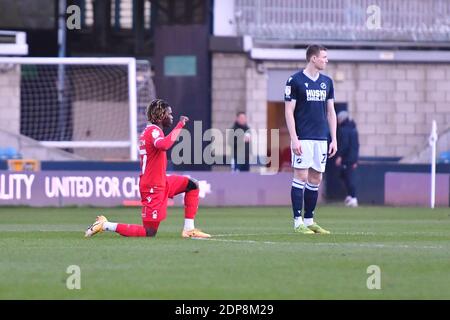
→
(0, 57, 148, 161)
(128, 58, 138, 161)
(429, 120, 438, 209)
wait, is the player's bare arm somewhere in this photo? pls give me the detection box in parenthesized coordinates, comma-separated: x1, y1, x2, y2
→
(153, 111, 189, 148)
(285, 100, 302, 156)
(327, 98, 337, 158)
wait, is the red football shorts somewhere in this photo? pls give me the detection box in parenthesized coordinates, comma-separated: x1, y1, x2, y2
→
(140, 175, 189, 223)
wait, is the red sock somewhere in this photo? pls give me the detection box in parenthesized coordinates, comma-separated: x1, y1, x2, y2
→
(116, 224, 147, 237)
(184, 189, 199, 219)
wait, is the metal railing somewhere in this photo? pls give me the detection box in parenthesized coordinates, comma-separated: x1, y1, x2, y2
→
(83, 0, 151, 30)
(235, 0, 450, 43)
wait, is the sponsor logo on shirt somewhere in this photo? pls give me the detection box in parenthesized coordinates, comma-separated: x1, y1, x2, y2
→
(306, 89, 327, 101)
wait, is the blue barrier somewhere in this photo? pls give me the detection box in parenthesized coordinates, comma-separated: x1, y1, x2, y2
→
(0, 147, 22, 160)
(438, 151, 450, 164)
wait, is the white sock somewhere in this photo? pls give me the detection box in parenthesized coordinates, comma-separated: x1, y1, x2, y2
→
(304, 218, 314, 227)
(103, 222, 118, 232)
(184, 219, 195, 230)
(294, 217, 304, 228)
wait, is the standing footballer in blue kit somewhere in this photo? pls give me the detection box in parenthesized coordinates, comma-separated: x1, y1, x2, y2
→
(284, 45, 338, 234)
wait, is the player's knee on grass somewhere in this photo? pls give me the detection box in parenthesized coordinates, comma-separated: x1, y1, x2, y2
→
(143, 221, 160, 237)
(144, 227, 158, 237)
(186, 178, 199, 192)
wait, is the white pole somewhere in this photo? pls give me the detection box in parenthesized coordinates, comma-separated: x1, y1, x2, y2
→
(429, 120, 437, 209)
(128, 58, 138, 161)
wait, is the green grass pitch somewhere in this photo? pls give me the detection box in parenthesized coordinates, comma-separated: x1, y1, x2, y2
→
(0, 205, 449, 299)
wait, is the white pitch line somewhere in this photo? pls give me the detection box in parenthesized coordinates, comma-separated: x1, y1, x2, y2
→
(213, 233, 278, 237)
(313, 242, 444, 250)
(213, 231, 377, 237)
(197, 236, 444, 250)
(194, 238, 278, 245)
(212, 230, 450, 237)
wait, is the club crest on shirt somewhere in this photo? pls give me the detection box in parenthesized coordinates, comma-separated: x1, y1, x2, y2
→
(152, 129, 160, 139)
(320, 82, 327, 89)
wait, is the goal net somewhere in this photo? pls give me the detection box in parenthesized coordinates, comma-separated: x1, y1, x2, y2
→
(0, 57, 154, 160)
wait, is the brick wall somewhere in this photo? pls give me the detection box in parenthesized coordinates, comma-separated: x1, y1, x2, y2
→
(245, 60, 268, 162)
(211, 53, 247, 133)
(330, 63, 450, 158)
(212, 54, 450, 158)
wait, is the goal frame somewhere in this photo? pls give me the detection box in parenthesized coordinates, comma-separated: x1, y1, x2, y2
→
(0, 57, 138, 160)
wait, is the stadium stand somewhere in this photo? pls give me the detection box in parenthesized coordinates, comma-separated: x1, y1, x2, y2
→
(438, 151, 450, 164)
(0, 146, 21, 160)
(0, 128, 84, 161)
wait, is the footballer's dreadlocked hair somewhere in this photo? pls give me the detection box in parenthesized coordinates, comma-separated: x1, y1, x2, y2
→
(146, 99, 170, 124)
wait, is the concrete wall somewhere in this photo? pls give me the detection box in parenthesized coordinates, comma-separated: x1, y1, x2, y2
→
(401, 127, 450, 163)
(211, 53, 450, 159)
(211, 53, 268, 161)
(72, 101, 129, 160)
(0, 64, 20, 135)
(211, 53, 247, 133)
(327, 63, 450, 158)
(0, 128, 83, 161)
(0, 64, 134, 161)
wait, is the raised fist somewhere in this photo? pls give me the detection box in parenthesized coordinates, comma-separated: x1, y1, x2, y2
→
(179, 116, 189, 125)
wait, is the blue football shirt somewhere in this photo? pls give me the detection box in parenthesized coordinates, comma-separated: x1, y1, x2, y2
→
(284, 70, 334, 141)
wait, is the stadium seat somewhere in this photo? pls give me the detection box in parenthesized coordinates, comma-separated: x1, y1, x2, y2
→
(0, 147, 22, 160)
(438, 151, 450, 164)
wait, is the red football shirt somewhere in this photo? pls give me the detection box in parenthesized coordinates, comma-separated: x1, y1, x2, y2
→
(138, 121, 184, 190)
